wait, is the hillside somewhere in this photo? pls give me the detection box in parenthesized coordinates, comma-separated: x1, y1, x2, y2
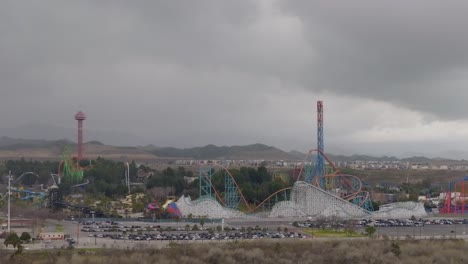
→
(0, 137, 462, 162)
(0, 137, 158, 161)
(146, 144, 297, 160)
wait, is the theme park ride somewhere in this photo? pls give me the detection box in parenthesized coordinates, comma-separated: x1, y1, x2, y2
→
(176, 101, 427, 219)
(4, 152, 93, 209)
(147, 196, 183, 219)
(48, 150, 92, 208)
(5, 172, 47, 206)
(48, 111, 91, 209)
(440, 176, 468, 214)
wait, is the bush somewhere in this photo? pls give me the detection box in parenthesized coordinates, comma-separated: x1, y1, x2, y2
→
(391, 242, 401, 257)
(365, 226, 376, 237)
(4, 232, 21, 248)
(20, 232, 31, 243)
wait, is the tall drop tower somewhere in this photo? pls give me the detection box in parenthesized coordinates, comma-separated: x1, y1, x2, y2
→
(315, 101, 325, 185)
(74, 111, 86, 160)
(317, 101, 324, 154)
(305, 101, 325, 184)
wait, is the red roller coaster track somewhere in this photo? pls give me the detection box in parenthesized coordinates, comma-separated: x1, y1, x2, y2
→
(200, 148, 369, 212)
(200, 163, 292, 212)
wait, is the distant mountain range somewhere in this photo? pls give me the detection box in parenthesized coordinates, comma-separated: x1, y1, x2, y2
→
(143, 143, 295, 160)
(0, 136, 459, 162)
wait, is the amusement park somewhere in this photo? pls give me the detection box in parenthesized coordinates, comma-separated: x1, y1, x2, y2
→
(1, 103, 468, 237)
(1, 104, 449, 223)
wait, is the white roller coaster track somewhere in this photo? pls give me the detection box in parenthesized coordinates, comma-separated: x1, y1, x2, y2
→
(176, 181, 427, 219)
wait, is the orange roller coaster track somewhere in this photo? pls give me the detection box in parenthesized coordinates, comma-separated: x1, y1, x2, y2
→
(199, 146, 373, 212)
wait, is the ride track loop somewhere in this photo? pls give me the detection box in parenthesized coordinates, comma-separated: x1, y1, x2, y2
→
(294, 149, 369, 203)
(57, 154, 92, 187)
(199, 147, 372, 213)
(200, 163, 293, 213)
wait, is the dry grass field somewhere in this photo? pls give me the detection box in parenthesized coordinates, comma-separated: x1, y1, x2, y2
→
(2, 239, 468, 264)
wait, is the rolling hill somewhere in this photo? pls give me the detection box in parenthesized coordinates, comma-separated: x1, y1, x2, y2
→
(0, 137, 158, 161)
(0, 137, 458, 162)
(145, 143, 297, 160)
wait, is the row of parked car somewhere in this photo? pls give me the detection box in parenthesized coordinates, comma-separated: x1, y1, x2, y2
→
(89, 231, 305, 241)
(80, 221, 157, 233)
(358, 218, 468, 227)
(296, 218, 468, 228)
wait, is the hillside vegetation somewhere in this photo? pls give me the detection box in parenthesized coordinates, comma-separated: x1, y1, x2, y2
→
(2, 239, 468, 264)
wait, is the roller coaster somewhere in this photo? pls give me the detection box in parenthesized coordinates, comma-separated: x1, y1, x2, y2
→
(48, 151, 92, 209)
(3, 150, 93, 208)
(179, 148, 374, 218)
(57, 151, 92, 187)
(176, 101, 376, 218)
(440, 176, 468, 214)
(196, 163, 292, 213)
(1, 171, 47, 207)
(176, 101, 426, 219)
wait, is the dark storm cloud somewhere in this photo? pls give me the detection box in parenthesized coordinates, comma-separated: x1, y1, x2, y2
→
(1, 0, 468, 156)
(281, 0, 468, 119)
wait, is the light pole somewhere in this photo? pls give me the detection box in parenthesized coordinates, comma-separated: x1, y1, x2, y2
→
(7, 171, 12, 233)
(126, 162, 130, 194)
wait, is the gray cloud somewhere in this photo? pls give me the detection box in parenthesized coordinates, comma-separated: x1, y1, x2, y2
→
(281, 0, 468, 119)
(1, 1, 468, 157)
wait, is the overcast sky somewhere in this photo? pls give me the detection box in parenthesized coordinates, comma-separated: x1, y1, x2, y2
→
(2, 0, 468, 158)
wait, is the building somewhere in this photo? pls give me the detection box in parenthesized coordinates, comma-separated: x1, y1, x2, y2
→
(38, 232, 64, 240)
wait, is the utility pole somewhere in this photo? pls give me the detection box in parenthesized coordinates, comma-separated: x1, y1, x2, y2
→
(77, 221, 80, 244)
(7, 170, 12, 233)
(126, 162, 130, 194)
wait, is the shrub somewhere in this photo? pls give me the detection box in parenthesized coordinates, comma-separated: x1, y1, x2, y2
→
(364, 226, 376, 237)
(20, 232, 31, 243)
(4, 232, 21, 248)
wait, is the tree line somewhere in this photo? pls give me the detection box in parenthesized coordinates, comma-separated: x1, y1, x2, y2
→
(1, 159, 293, 206)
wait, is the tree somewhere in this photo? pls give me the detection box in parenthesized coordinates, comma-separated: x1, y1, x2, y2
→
(4, 232, 21, 248)
(20, 232, 31, 243)
(216, 225, 222, 232)
(365, 226, 377, 237)
(200, 219, 205, 229)
(316, 216, 327, 229)
(371, 201, 380, 211)
(344, 220, 356, 234)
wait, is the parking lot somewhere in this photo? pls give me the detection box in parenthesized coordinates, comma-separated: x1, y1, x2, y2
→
(295, 217, 468, 238)
(74, 220, 305, 242)
(46, 216, 468, 247)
